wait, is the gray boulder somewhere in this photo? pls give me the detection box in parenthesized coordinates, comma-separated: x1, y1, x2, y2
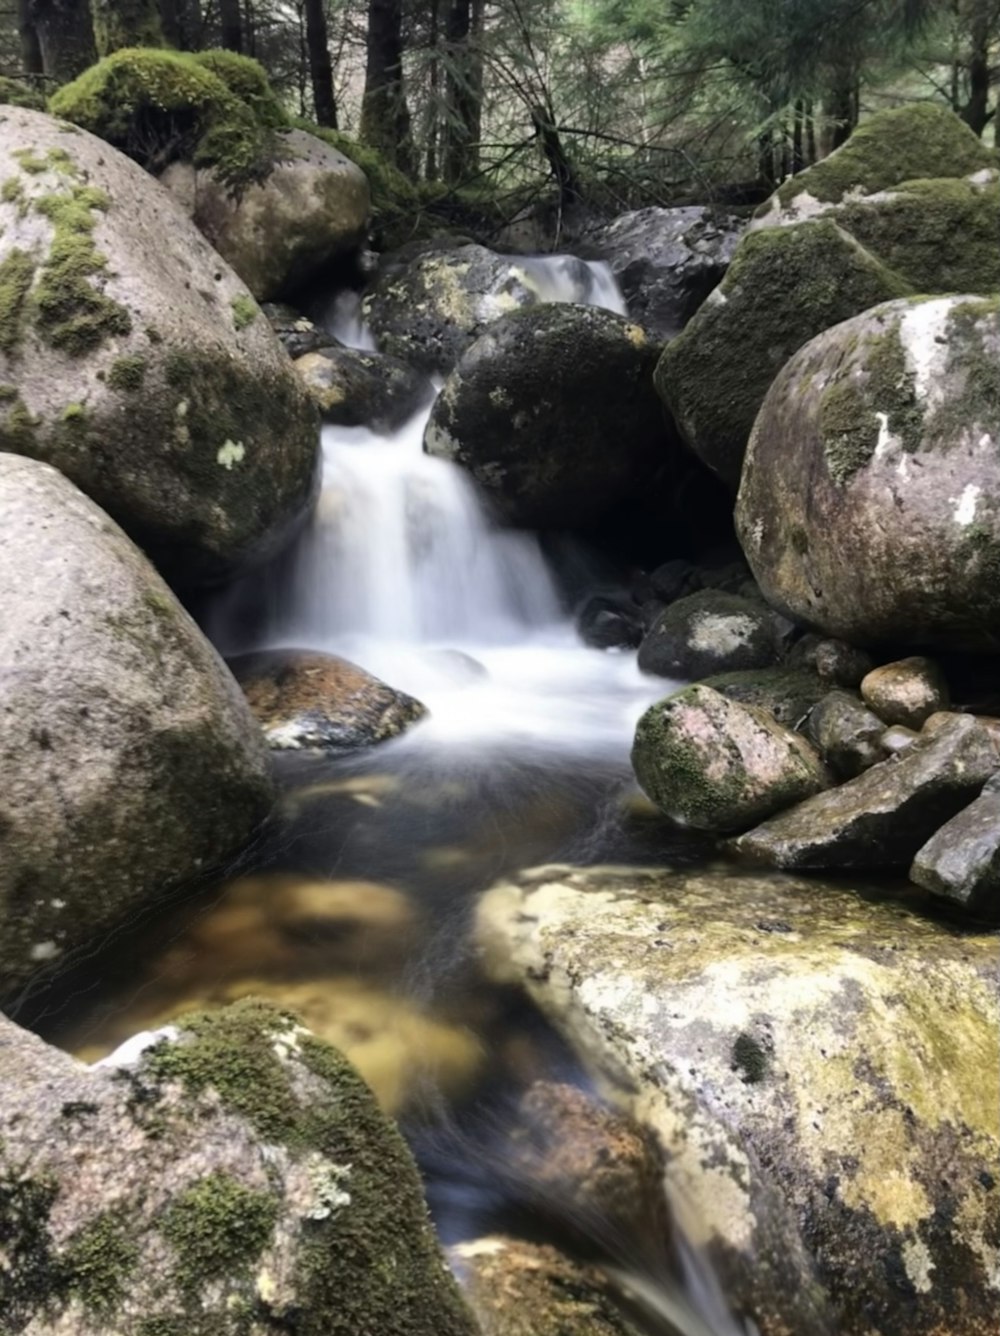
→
(632, 684, 829, 833)
(806, 689, 888, 779)
(476, 862, 1000, 1336)
(860, 657, 950, 729)
(692, 666, 827, 730)
(161, 128, 370, 301)
(638, 590, 779, 680)
(0, 455, 273, 996)
(230, 649, 428, 751)
(734, 713, 1000, 869)
(910, 773, 1000, 921)
(424, 304, 668, 527)
(294, 344, 431, 431)
(262, 301, 338, 358)
(736, 295, 1000, 650)
(0, 106, 318, 586)
(0, 1000, 477, 1335)
(578, 205, 744, 339)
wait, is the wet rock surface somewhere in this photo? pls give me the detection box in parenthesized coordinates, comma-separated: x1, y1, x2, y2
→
(860, 657, 950, 729)
(638, 590, 779, 680)
(0, 1001, 477, 1335)
(425, 303, 668, 527)
(910, 773, 1000, 921)
(294, 344, 431, 431)
(230, 648, 428, 751)
(733, 713, 999, 869)
(476, 862, 1000, 1336)
(631, 684, 829, 833)
(806, 689, 888, 779)
(0, 455, 273, 998)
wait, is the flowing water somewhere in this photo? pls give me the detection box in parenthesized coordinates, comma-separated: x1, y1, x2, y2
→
(39, 257, 750, 1336)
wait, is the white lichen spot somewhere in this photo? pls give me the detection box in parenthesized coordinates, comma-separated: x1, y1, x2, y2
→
(874, 411, 895, 459)
(256, 1268, 278, 1303)
(29, 940, 59, 962)
(902, 1237, 935, 1293)
(95, 1025, 180, 1068)
(689, 613, 758, 657)
(50, 898, 66, 910)
(175, 398, 189, 418)
(898, 298, 955, 406)
(217, 439, 246, 470)
(303, 1156, 353, 1221)
(954, 483, 981, 526)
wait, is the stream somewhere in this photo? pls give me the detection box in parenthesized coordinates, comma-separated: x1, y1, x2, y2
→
(35, 258, 752, 1336)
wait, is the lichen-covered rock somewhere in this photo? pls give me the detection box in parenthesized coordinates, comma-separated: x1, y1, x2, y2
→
(577, 205, 744, 339)
(631, 684, 829, 832)
(638, 590, 779, 680)
(424, 304, 668, 527)
(476, 863, 1000, 1336)
(0, 106, 318, 586)
(0, 1001, 478, 1335)
(451, 1237, 645, 1336)
(362, 243, 611, 376)
(806, 689, 888, 779)
(161, 129, 370, 301)
(698, 666, 827, 729)
(734, 712, 1000, 869)
(230, 648, 428, 750)
(0, 455, 273, 997)
(736, 295, 1000, 649)
(654, 220, 911, 487)
(294, 344, 431, 431)
(753, 103, 997, 222)
(752, 172, 1000, 296)
(910, 773, 1000, 921)
(860, 657, 950, 729)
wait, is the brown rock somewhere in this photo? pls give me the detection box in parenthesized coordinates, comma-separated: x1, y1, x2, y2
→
(861, 657, 949, 728)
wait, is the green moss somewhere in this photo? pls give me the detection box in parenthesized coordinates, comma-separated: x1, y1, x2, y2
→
(0, 382, 18, 399)
(192, 51, 287, 129)
(13, 148, 49, 174)
(770, 102, 995, 208)
(230, 293, 258, 331)
(0, 77, 45, 111)
(61, 402, 86, 420)
(656, 219, 912, 487)
(0, 248, 36, 353)
(49, 48, 277, 192)
(819, 326, 923, 484)
(32, 183, 132, 355)
(1, 176, 23, 204)
(0, 1164, 61, 1327)
(0, 391, 39, 451)
(732, 1032, 769, 1083)
(295, 119, 416, 248)
(925, 298, 1000, 446)
(107, 353, 147, 390)
(63, 1209, 138, 1316)
(162, 1173, 278, 1291)
(699, 667, 827, 729)
(92, 0, 164, 58)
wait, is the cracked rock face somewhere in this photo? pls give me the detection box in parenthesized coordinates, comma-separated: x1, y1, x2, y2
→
(475, 863, 1000, 1336)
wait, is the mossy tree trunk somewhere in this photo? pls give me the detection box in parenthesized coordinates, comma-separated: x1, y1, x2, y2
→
(31, 0, 97, 80)
(361, 0, 414, 172)
(92, 0, 164, 55)
(304, 0, 337, 127)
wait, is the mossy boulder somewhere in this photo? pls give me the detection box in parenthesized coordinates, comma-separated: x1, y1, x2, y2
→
(631, 683, 829, 832)
(293, 343, 431, 431)
(638, 590, 780, 680)
(161, 128, 370, 302)
(735, 295, 1000, 649)
(0, 1000, 478, 1334)
(754, 102, 997, 221)
(0, 106, 318, 585)
(699, 666, 828, 729)
(655, 219, 912, 487)
(476, 863, 1000, 1336)
(0, 455, 273, 998)
(424, 303, 669, 527)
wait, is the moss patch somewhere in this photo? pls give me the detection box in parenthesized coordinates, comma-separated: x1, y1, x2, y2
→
(0, 1164, 61, 1328)
(192, 51, 287, 129)
(63, 1209, 139, 1316)
(0, 248, 36, 354)
(107, 353, 147, 390)
(819, 327, 923, 484)
(230, 293, 257, 331)
(926, 298, 1000, 447)
(0, 390, 39, 451)
(1, 176, 24, 204)
(0, 77, 45, 111)
(732, 1031, 769, 1083)
(162, 1173, 278, 1291)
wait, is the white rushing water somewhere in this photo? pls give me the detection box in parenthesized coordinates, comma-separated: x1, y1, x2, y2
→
(217, 255, 661, 755)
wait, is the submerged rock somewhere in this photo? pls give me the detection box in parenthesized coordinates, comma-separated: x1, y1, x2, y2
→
(161, 127, 370, 301)
(578, 205, 744, 339)
(475, 863, 1000, 1336)
(0, 1001, 477, 1335)
(654, 219, 910, 487)
(736, 295, 1000, 650)
(860, 657, 950, 729)
(452, 1236, 645, 1336)
(0, 456, 272, 998)
(638, 590, 779, 680)
(424, 303, 667, 527)
(0, 106, 319, 586)
(631, 684, 829, 833)
(734, 713, 999, 869)
(230, 648, 427, 750)
(910, 774, 1000, 921)
(294, 344, 431, 431)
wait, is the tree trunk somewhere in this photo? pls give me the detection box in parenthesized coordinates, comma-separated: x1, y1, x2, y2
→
(805, 98, 817, 165)
(791, 98, 805, 175)
(960, 6, 993, 135)
(18, 0, 44, 75)
(219, 0, 244, 52)
(756, 129, 777, 189)
(825, 66, 858, 151)
(425, 0, 441, 180)
(442, 0, 483, 183)
(92, 0, 164, 55)
(532, 103, 579, 210)
(361, 0, 414, 172)
(303, 0, 336, 126)
(32, 0, 97, 81)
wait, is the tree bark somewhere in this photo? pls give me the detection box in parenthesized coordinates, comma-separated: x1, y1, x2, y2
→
(219, 0, 244, 52)
(304, 0, 337, 127)
(442, 0, 483, 183)
(425, 0, 441, 180)
(361, 0, 414, 172)
(31, 0, 97, 81)
(18, 0, 44, 75)
(959, 5, 994, 135)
